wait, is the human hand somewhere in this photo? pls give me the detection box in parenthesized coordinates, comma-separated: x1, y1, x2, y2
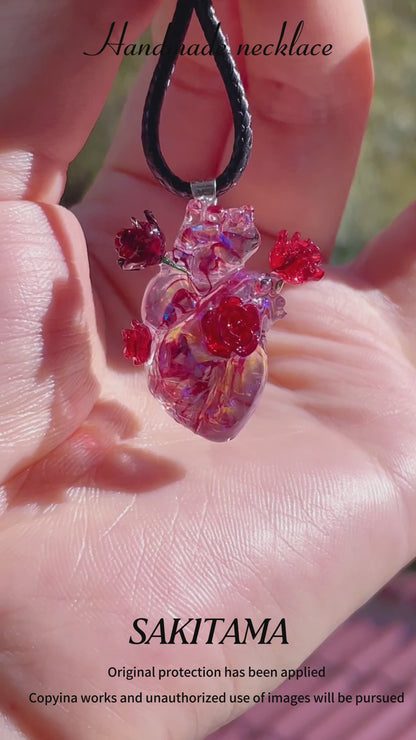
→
(1, 1, 415, 739)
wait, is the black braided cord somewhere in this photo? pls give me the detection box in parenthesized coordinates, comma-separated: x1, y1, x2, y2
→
(141, 0, 252, 198)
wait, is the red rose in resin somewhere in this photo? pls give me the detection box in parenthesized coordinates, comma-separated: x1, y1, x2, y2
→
(122, 320, 152, 365)
(202, 296, 260, 358)
(116, 211, 165, 270)
(270, 230, 324, 284)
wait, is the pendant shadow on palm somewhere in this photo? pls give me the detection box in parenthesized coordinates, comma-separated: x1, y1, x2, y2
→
(4, 396, 184, 508)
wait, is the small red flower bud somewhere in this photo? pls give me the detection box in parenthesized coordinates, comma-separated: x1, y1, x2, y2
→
(122, 320, 152, 365)
(116, 211, 166, 270)
(269, 230, 324, 284)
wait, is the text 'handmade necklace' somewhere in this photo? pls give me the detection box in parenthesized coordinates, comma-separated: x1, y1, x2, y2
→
(115, 0, 324, 442)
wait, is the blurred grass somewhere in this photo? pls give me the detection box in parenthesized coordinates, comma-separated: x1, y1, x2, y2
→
(62, 1, 416, 263)
(61, 44, 145, 207)
(336, 0, 416, 262)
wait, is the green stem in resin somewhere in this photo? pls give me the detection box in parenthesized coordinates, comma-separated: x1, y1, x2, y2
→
(161, 256, 191, 276)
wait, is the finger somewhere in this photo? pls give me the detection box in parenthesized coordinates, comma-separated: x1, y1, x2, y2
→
(0, 0, 160, 202)
(223, 0, 373, 256)
(83, 0, 373, 267)
(351, 200, 416, 321)
(0, 201, 104, 488)
(348, 201, 416, 368)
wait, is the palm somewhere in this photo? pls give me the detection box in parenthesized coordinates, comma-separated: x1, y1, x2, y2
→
(1, 1, 415, 739)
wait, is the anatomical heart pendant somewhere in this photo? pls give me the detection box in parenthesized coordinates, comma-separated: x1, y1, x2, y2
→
(116, 198, 324, 442)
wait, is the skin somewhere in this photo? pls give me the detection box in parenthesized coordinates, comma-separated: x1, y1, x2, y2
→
(0, 1, 415, 738)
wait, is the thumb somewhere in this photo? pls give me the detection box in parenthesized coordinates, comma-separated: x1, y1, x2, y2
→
(0, 201, 102, 488)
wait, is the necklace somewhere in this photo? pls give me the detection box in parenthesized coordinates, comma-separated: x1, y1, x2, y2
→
(115, 0, 324, 442)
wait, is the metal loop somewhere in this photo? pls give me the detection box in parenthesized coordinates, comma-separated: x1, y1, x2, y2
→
(190, 179, 217, 203)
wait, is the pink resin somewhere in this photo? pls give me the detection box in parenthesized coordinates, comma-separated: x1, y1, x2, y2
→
(140, 200, 286, 442)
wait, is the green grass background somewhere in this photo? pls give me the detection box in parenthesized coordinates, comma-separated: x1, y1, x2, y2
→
(62, 0, 416, 264)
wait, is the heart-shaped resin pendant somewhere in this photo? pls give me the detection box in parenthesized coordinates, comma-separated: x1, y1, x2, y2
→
(116, 199, 323, 441)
